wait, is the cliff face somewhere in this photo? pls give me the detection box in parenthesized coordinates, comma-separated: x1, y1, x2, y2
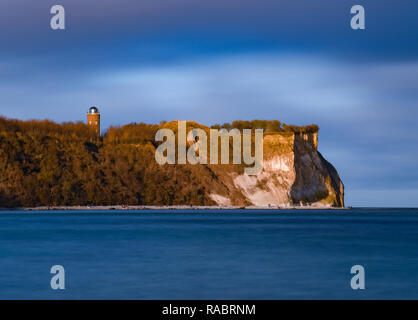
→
(208, 131, 344, 207)
(0, 117, 344, 208)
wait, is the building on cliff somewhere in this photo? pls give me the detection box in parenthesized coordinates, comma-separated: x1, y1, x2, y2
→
(87, 106, 100, 135)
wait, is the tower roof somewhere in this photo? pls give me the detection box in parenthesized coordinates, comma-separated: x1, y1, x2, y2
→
(88, 106, 99, 114)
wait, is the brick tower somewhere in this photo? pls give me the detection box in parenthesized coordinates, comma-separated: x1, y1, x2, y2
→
(87, 106, 100, 135)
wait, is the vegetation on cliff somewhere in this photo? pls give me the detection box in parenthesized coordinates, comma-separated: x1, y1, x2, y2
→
(0, 116, 327, 207)
(211, 120, 318, 133)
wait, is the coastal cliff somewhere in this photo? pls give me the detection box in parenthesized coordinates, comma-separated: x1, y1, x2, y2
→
(0, 117, 344, 208)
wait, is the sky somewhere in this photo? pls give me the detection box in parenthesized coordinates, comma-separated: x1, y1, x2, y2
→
(0, 0, 417, 207)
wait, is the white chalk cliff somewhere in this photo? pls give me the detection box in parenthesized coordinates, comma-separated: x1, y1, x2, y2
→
(208, 131, 344, 207)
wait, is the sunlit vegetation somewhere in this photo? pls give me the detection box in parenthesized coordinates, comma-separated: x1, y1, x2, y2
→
(0, 116, 318, 207)
(211, 120, 318, 133)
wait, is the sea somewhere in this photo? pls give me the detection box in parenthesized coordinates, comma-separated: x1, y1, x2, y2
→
(0, 208, 417, 299)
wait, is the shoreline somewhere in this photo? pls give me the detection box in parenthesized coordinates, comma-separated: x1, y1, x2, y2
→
(1, 205, 350, 211)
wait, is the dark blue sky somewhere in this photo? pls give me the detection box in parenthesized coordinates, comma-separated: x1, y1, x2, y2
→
(1, 0, 417, 206)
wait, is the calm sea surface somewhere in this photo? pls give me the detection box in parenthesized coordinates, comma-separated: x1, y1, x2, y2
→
(0, 208, 417, 299)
